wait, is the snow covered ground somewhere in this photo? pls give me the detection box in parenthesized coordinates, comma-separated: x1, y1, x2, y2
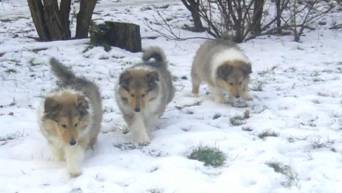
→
(0, 0, 342, 193)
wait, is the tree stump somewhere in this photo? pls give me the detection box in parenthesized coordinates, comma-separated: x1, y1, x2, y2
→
(90, 21, 142, 52)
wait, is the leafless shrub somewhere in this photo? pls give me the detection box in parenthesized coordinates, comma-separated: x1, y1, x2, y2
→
(179, 0, 336, 42)
(274, 0, 290, 34)
(144, 10, 212, 41)
(294, 0, 333, 41)
(180, 0, 206, 32)
(263, 0, 336, 40)
(146, 10, 183, 40)
(197, 0, 266, 42)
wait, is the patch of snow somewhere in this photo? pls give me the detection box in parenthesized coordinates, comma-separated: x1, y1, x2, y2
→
(0, 0, 342, 193)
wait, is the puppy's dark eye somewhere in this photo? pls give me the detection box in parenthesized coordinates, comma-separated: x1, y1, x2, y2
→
(141, 94, 146, 97)
(229, 83, 234, 86)
(130, 94, 135, 97)
(61, 124, 67, 128)
(74, 123, 78, 127)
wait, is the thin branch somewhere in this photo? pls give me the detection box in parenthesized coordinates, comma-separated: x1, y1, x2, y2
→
(144, 10, 213, 41)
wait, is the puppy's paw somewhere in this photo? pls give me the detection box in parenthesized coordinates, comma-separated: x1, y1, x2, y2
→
(137, 137, 151, 146)
(69, 170, 81, 177)
(242, 94, 253, 101)
(192, 92, 199, 98)
(67, 165, 82, 177)
(138, 141, 150, 146)
(134, 132, 151, 146)
(67, 163, 82, 177)
(232, 100, 248, 108)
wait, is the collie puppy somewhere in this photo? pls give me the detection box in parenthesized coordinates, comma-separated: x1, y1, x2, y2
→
(39, 58, 102, 177)
(115, 47, 175, 145)
(191, 39, 252, 103)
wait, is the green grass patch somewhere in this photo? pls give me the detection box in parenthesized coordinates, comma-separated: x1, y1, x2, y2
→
(188, 146, 226, 167)
(266, 161, 298, 187)
(5, 69, 16, 74)
(258, 130, 279, 139)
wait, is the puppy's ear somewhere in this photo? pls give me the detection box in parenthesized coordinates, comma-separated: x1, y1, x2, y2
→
(44, 97, 61, 119)
(119, 71, 131, 90)
(145, 71, 159, 90)
(76, 95, 89, 117)
(240, 63, 252, 76)
(217, 64, 232, 80)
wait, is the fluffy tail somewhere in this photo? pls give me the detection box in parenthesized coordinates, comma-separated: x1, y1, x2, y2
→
(142, 46, 167, 69)
(50, 58, 76, 84)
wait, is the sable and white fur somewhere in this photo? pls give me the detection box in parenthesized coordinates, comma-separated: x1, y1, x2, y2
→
(115, 47, 175, 145)
(38, 58, 102, 177)
(191, 39, 252, 103)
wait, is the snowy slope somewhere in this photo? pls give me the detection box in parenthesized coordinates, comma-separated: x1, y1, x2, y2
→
(0, 1, 342, 193)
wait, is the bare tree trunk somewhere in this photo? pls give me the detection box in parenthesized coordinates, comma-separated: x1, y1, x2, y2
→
(191, 5, 204, 31)
(43, 0, 70, 40)
(275, 0, 282, 33)
(60, 0, 72, 39)
(252, 0, 265, 35)
(291, 0, 299, 41)
(180, 0, 205, 32)
(275, 0, 289, 34)
(233, 0, 245, 43)
(76, 0, 97, 38)
(27, 0, 49, 41)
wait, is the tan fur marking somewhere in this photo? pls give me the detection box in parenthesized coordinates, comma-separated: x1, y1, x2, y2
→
(119, 69, 158, 112)
(43, 91, 90, 145)
(215, 60, 251, 99)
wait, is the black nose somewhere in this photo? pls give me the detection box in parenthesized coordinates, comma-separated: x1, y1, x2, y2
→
(134, 107, 140, 112)
(236, 95, 240, 98)
(69, 139, 77, 146)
